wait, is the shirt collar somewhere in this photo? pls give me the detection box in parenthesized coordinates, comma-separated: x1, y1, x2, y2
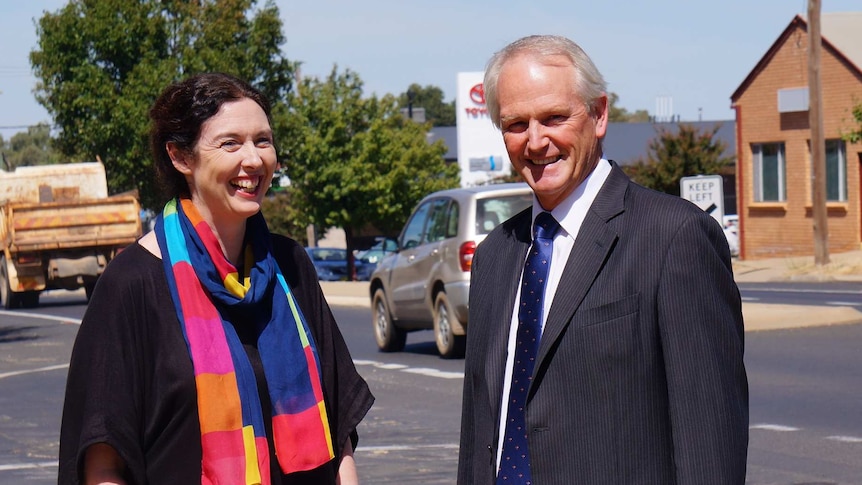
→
(531, 158, 612, 240)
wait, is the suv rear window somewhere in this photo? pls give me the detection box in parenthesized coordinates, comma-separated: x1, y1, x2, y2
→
(475, 194, 533, 234)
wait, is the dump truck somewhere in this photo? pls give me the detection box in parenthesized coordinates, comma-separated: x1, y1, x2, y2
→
(0, 162, 142, 309)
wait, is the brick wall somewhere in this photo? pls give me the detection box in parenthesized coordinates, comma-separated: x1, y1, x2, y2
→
(735, 24, 862, 259)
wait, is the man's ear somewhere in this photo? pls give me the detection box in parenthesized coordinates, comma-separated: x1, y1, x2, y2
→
(594, 93, 609, 137)
(166, 142, 192, 175)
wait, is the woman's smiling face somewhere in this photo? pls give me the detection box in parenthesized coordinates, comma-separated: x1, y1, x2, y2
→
(174, 97, 277, 227)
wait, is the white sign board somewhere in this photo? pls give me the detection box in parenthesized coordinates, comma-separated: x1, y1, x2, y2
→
(680, 175, 724, 226)
(455, 72, 511, 186)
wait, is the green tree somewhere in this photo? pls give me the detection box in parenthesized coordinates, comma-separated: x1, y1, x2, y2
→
(30, 0, 295, 209)
(260, 189, 308, 244)
(843, 102, 862, 143)
(0, 124, 62, 169)
(608, 92, 650, 123)
(398, 83, 456, 126)
(623, 123, 733, 196)
(282, 67, 460, 278)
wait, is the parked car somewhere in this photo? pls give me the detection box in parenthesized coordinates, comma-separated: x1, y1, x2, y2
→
(305, 247, 351, 281)
(369, 183, 533, 358)
(723, 215, 740, 257)
(354, 238, 398, 281)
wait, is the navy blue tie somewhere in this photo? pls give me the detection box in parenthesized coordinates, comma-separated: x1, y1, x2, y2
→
(497, 212, 560, 484)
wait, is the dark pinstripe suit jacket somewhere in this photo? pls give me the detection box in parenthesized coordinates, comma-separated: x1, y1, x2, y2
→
(457, 162, 748, 484)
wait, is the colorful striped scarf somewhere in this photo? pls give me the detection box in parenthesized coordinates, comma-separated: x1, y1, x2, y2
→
(155, 198, 334, 484)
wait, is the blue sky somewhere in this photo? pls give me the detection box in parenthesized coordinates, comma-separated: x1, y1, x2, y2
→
(1, 0, 860, 140)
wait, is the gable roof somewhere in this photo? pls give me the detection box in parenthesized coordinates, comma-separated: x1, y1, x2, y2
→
(604, 121, 736, 166)
(427, 125, 457, 160)
(730, 12, 862, 103)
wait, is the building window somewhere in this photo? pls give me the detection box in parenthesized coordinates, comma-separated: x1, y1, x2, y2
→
(752, 143, 786, 202)
(824, 139, 847, 202)
(807, 139, 848, 202)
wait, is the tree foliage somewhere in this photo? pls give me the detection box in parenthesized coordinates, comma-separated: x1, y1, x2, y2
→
(623, 123, 733, 196)
(282, 67, 460, 275)
(398, 83, 456, 126)
(30, 0, 295, 209)
(608, 92, 650, 123)
(844, 102, 862, 143)
(260, 190, 308, 244)
(0, 124, 62, 170)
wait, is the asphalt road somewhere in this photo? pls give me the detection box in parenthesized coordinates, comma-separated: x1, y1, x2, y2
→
(338, 304, 862, 484)
(1, 289, 861, 483)
(738, 281, 862, 307)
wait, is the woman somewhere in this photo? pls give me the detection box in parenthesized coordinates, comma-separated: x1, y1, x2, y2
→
(58, 73, 374, 485)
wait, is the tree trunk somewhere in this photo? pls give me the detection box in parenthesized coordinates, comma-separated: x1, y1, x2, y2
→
(344, 225, 357, 281)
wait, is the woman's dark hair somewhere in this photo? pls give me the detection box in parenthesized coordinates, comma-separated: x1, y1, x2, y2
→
(149, 72, 274, 201)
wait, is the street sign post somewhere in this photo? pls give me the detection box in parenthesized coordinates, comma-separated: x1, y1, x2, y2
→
(680, 175, 724, 227)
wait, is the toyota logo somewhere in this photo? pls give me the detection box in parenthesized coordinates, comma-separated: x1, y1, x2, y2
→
(469, 83, 485, 105)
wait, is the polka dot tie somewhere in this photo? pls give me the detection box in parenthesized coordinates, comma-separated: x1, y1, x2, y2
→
(496, 212, 560, 485)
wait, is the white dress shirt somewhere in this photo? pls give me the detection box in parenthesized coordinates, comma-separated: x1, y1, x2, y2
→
(495, 159, 613, 470)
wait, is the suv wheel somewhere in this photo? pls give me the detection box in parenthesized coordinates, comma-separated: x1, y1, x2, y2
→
(372, 288, 406, 352)
(433, 291, 466, 359)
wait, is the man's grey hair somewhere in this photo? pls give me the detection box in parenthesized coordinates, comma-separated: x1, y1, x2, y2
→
(483, 35, 607, 129)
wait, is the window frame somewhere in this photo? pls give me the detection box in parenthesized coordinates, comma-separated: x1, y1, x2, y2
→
(399, 200, 433, 250)
(751, 142, 786, 202)
(823, 139, 847, 202)
(425, 198, 453, 243)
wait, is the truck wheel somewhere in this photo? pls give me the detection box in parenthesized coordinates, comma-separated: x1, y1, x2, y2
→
(372, 288, 406, 352)
(0, 258, 20, 310)
(433, 291, 465, 359)
(20, 291, 39, 309)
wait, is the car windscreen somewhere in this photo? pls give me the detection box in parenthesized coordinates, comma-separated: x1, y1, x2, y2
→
(475, 193, 533, 234)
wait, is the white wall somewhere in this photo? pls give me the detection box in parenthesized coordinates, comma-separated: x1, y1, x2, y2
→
(455, 72, 512, 186)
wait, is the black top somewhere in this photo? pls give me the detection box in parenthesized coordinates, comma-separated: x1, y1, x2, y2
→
(58, 235, 374, 485)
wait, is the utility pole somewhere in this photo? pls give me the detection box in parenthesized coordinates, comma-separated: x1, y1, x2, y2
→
(808, 0, 829, 265)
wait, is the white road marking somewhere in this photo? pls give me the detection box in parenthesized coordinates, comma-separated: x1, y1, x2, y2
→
(741, 297, 760, 301)
(0, 310, 81, 325)
(0, 461, 57, 471)
(359, 443, 459, 452)
(0, 311, 76, 381)
(826, 435, 862, 443)
(750, 424, 800, 432)
(353, 360, 463, 379)
(353, 360, 408, 370)
(0, 363, 69, 380)
(401, 367, 465, 379)
(826, 301, 862, 307)
(740, 287, 862, 296)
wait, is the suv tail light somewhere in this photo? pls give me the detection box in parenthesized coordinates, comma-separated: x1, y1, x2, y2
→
(459, 241, 476, 272)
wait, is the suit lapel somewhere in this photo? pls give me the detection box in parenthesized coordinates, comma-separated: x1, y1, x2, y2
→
(536, 163, 629, 368)
(485, 210, 532, 418)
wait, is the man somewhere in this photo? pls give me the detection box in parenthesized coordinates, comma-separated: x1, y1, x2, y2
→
(457, 35, 748, 484)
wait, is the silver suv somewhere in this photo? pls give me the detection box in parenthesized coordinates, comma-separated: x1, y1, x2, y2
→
(369, 183, 533, 358)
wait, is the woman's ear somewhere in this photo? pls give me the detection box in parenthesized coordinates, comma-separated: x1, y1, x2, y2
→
(166, 142, 193, 175)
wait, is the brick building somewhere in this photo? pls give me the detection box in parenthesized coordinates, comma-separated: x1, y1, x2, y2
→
(731, 12, 862, 259)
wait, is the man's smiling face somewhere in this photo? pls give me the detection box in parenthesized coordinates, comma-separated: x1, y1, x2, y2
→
(497, 54, 608, 210)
